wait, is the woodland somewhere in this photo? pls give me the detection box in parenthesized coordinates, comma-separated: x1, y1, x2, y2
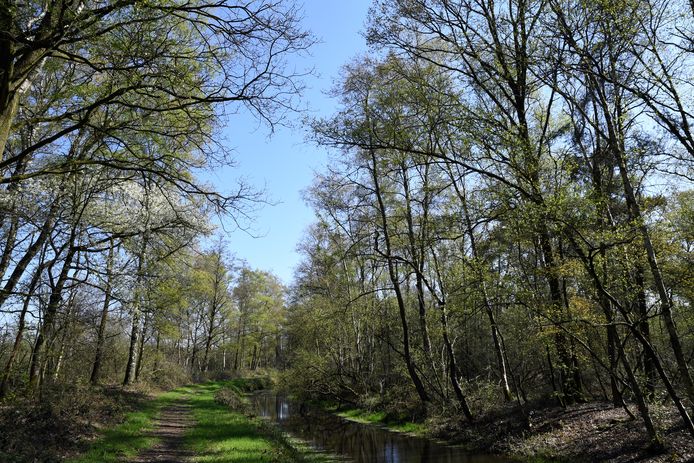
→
(0, 0, 693, 462)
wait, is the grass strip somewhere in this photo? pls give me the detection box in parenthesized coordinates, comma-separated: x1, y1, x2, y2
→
(335, 407, 426, 434)
(184, 380, 335, 463)
(66, 388, 186, 463)
(182, 381, 282, 463)
(69, 379, 334, 463)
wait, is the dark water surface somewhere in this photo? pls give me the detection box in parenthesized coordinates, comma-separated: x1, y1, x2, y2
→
(249, 392, 513, 463)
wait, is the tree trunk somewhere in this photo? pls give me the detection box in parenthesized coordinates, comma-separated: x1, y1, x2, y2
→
(0, 200, 59, 310)
(52, 290, 77, 383)
(614, 148, 694, 410)
(135, 310, 149, 381)
(0, 92, 20, 162)
(618, 347, 660, 446)
(539, 230, 583, 405)
(0, 216, 19, 280)
(235, 313, 245, 371)
(90, 242, 115, 385)
(153, 332, 161, 377)
(574, 238, 694, 438)
(0, 264, 41, 397)
(369, 146, 429, 406)
(123, 232, 148, 386)
(440, 302, 474, 420)
(401, 162, 433, 363)
(634, 265, 657, 399)
(455, 176, 513, 401)
(203, 299, 219, 372)
(123, 308, 142, 386)
(222, 331, 227, 370)
(603, 305, 623, 408)
(28, 246, 76, 394)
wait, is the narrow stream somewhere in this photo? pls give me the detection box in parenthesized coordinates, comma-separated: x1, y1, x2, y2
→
(249, 392, 513, 463)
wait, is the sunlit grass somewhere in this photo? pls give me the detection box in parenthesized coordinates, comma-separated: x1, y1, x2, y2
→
(336, 407, 426, 435)
(184, 382, 279, 463)
(339, 408, 386, 422)
(70, 379, 334, 463)
(66, 389, 186, 463)
(389, 421, 425, 433)
(185, 381, 336, 463)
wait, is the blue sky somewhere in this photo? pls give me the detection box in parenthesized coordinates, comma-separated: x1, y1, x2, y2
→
(207, 0, 372, 283)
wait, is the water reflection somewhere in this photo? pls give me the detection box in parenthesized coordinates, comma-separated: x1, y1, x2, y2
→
(250, 392, 512, 463)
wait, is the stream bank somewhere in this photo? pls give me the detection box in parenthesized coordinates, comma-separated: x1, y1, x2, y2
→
(250, 391, 514, 463)
(274, 394, 693, 462)
(430, 400, 691, 462)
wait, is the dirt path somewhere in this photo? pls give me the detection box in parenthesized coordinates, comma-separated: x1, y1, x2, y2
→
(129, 399, 194, 463)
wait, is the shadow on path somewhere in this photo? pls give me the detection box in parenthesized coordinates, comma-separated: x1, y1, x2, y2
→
(129, 400, 194, 463)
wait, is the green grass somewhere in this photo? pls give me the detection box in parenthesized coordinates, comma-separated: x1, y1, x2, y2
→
(70, 379, 335, 463)
(338, 408, 387, 422)
(183, 381, 336, 462)
(183, 382, 282, 463)
(335, 407, 426, 435)
(67, 389, 186, 463)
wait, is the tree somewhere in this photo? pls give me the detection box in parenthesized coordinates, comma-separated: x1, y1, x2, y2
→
(189, 241, 233, 373)
(367, 0, 585, 404)
(231, 266, 286, 371)
(0, 0, 312, 169)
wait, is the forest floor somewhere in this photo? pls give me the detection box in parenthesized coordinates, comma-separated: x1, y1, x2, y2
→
(0, 384, 157, 462)
(495, 401, 693, 462)
(330, 397, 693, 462)
(336, 398, 693, 462)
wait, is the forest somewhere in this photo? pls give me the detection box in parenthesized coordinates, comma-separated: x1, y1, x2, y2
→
(0, 0, 693, 462)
